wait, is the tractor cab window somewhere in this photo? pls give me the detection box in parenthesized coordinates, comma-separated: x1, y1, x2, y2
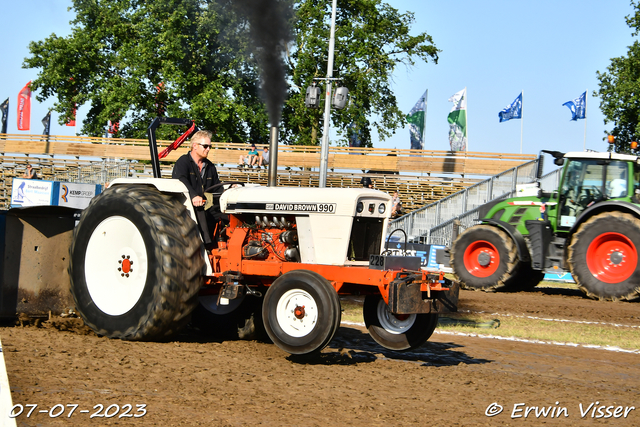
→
(605, 161, 628, 198)
(558, 159, 605, 228)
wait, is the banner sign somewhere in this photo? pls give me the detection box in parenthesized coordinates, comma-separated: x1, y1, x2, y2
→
(11, 179, 101, 209)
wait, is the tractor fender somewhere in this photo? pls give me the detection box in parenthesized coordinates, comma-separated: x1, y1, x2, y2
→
(481, 219, 531, 263)
(569, 200, 640, 238)
(109, 178, 197, 223)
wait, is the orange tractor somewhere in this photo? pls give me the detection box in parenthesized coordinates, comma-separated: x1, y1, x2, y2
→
(68, 118, 458, 355)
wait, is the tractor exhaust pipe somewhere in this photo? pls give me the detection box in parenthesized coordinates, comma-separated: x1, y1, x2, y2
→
(268, 126, 279, 187)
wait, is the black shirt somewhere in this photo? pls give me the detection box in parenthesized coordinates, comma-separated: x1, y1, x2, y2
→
(172, 152, 221, 200)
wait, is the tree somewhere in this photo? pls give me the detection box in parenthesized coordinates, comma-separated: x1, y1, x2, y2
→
(25, 0, 437, 147)
(283, 0, 439, 146)
(595, 0, 640, 153)
(24, 0, 270, 142)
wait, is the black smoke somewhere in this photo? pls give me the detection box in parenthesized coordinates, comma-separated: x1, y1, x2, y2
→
(232, 0, 293, 127)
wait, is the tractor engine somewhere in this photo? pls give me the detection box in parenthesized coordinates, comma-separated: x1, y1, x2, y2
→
(219, 186, 392, 267)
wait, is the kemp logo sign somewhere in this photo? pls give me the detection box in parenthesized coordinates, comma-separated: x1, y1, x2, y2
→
(58, 183, 100, 209)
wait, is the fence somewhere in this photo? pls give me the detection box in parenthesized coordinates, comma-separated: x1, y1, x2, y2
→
(389, 160, 563, 246)
(53, 160, 131, 186)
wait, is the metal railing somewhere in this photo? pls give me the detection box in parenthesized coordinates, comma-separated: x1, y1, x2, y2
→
(389, 160, 563, 245)
(53, 160, 131, 186)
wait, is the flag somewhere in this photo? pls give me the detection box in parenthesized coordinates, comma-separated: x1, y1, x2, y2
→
(17, 81, 32, 131)
(499, 92, 522, 122)
(66, 105, 77, 126)
(563, 91, 586, 121)
(448, 88, 467, 151)
(0, 98, 8, 134)
(42, 111, 51, 136)
(406, 90, 427, 150)
(347, 122, 362, 154)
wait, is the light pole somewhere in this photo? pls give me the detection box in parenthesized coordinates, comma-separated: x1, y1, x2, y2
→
(319, 0, 338, 188)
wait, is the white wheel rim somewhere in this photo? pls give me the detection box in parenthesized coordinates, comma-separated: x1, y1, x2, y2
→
(199, 294, 245, 315)
(84, 216, 148, 316)
(275, 289, 318, 338)
(376, 299, 416, 334)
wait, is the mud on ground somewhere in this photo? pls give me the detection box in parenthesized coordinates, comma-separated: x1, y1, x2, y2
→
(2, 287, 640, 426)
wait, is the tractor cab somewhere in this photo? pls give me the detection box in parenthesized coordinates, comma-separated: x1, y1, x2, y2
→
(556, 152, 636, 230)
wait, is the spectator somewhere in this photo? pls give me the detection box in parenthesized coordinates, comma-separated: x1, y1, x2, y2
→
(391, 191, 403, 217)
(238, 143, 259, 168)
(258, 146, 270, 168)
(23, 164, 38, 179)
(360, 176, 373, 188)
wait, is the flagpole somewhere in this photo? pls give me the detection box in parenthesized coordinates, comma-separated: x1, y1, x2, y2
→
(520, 90, 524, 154)
(583, 89, 588, 151)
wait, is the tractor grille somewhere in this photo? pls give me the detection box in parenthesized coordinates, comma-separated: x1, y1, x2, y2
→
(348, 217, 384, 261)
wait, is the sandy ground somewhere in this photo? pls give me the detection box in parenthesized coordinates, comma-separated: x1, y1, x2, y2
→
(2, 286, 640, 426)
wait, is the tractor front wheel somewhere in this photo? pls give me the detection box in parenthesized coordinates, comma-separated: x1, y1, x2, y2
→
(262, 270, 341, 355)
(69, 185, 204, 340)
(363, 295, 438, 351)
(568, 212, 640, 300)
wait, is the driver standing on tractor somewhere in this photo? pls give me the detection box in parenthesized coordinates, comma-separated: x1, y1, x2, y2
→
(172, 130, 224, 247)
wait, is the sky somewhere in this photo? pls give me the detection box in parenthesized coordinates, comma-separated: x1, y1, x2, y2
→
(0, 0, 637, 158)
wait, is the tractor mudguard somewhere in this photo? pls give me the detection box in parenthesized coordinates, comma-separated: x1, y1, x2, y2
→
(481, 219, 531, 263)
(569, 201, 640, 236)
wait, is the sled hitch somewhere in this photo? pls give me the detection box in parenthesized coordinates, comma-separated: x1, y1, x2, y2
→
(218, 271, 263, 305)
(387, 271, 459, 314)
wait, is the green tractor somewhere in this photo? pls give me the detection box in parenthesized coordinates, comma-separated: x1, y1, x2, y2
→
(451, 150, 640, 301)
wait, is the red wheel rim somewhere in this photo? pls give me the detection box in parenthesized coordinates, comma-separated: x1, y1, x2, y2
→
(463, 240, 499, 278)
(586, 232, 637, 283)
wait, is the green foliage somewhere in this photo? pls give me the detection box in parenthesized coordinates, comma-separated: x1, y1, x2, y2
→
(24, 0, 437, 146)
(594, 0, 640, 153)
(284, 0, 439, 146)
(24, 0, 269, 142)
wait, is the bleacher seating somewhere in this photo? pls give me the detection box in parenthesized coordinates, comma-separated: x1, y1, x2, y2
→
(1, 132, 533, 211)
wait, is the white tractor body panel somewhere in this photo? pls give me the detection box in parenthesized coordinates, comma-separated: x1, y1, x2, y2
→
(221, 186, 392, 265)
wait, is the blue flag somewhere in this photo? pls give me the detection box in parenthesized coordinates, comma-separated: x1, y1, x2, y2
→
(563, 91, 587, 121)
(498, 93, 522, 122)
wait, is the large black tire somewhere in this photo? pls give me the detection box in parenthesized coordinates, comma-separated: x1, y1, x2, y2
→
(191, 293, 266, 341)
(262, 270, 341, 355)
(451, 225, 519, 291)
(69, 185, 204, 340)
(363, 295, 438, 351)
(568, 212, 640, 301)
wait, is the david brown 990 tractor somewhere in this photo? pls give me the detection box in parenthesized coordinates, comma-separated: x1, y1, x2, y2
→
(68, 118, 458, 355)
(451, 149, 640, 301)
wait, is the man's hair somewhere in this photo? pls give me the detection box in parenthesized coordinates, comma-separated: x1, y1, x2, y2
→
(191, 130, 212, 146)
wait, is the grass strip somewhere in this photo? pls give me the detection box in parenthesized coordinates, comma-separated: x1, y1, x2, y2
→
(339, 295, 640, 351)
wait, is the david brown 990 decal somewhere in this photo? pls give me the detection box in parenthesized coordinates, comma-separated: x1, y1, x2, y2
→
(265, 203, 336, 213)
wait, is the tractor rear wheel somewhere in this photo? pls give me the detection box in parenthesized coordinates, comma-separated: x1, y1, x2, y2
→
(451, 225, 519, 291)
(363, 295, 438, 351)
(262, 270, 341, 355)
(568, 212, 640, 301)
(69, 185, 204, 340)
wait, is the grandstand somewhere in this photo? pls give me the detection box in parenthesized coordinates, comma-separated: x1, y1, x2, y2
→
(0, 133, 536, 213)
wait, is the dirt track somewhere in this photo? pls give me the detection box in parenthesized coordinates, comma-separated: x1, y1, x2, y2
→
(2, 287, 640, 426)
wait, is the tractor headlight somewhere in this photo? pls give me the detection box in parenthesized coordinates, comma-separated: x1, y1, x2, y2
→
(356, 202, 364, 213)
(378, 203, 386, 214)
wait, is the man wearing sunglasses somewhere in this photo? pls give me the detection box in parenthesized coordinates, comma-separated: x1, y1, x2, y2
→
(172, 130, 223, 246)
